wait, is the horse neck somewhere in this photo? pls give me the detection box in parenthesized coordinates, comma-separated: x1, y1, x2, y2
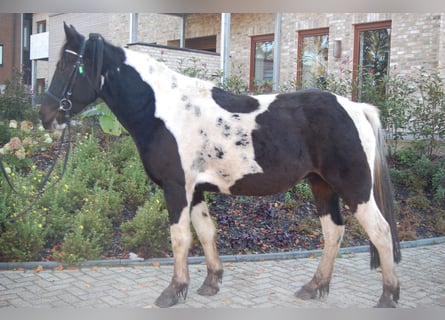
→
(99, 48, 158, 143)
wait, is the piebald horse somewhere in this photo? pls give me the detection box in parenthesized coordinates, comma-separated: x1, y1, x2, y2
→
(39, 24, 401, 307)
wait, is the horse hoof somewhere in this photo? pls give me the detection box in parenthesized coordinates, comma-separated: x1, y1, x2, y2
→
(295, 285, 317, 300)
(155, 283, 188, 308)
(376, 297, 397, 308)
(197, 269, 223, 296)
(155, 288, 179, 308)
(197, 284, 219, 296)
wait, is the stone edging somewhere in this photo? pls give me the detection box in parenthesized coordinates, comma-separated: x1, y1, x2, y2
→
(1, 236, 444, 270)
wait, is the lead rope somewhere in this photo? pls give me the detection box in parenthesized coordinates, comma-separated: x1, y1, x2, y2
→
(0, 112, 72, 226)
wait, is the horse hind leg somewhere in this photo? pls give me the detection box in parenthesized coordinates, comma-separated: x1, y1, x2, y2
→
(190, 191, 223, 296)
(296, 175, 345, 300)
(354, 199, 400, 307)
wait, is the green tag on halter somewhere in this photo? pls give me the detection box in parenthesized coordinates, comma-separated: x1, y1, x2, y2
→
(79, 65, 84, 75)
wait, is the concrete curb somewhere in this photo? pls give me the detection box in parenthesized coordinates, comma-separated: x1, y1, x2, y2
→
(1, 236, 444, 270)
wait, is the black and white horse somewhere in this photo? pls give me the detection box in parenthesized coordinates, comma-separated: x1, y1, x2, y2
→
(39, 24, 401, 308)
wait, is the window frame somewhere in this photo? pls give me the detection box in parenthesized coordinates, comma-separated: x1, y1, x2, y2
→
(352, 20, 392, 100)
(0, 44, 3, 67)
(249, 34, 274, 91)
(296, 27, 329, 88)
(36, 20, 47, 33)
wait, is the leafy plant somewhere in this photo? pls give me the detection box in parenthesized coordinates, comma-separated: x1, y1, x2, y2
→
(81, 102, 127, 136)
(410, 70, 445, 157)
(216, 63, 249, 94)
(176, 56, 214, 81)
(120, 188, 170, 258)
(0, 214, 46, 261)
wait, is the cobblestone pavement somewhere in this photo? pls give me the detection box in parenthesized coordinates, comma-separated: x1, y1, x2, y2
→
(0, 242, 444, 308)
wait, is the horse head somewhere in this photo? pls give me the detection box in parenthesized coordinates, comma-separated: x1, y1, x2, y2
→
(39, 23, 104, 130)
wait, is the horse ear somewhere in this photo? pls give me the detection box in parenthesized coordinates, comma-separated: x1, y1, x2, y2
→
(63, 22, 82, 45)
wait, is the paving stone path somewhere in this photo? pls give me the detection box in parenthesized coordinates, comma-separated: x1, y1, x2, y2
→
(0, 242, 444, 308)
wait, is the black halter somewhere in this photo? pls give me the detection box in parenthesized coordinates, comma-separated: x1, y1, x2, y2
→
(45, 34, 104, 114)
(44, 38, 88, 115)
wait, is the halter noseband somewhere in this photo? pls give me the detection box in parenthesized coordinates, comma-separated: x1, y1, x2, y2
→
(44, 38, 88, 115)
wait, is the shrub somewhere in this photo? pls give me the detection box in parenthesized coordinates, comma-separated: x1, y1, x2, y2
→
(293, 181, 313, 202)
(121, 188, 170, 258)
(432, 162, 445, 205)
(406, 194, 431, 210)
(53, 230, 103, 264)
(0, 70, 37, 144)
(53, 210, 113, 264)
(0, 214, 46, 262)
(410, 70, 445, 157)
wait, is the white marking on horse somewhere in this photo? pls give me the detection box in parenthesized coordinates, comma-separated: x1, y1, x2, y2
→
(335, 95, 378, 177)
(123, 49, 277, 194)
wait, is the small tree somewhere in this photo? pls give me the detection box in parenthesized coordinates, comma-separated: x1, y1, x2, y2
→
(379, 73, 416, 156)
(410, 69, 445, 158)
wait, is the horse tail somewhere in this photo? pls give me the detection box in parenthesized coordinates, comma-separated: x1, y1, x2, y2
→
(362, 104, 401, 269)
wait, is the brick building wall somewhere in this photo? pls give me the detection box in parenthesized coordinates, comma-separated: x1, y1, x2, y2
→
(0, 13, 22, 91)
(47, 13, 112, 77)
(42, 13, 445, 97)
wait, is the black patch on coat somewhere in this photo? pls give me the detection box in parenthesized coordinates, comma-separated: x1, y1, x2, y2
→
(101, 61, 187, 225)
(211, 87, 260, 113)
(307, 173, 344, 225)
(191, 183, 220, 208)
(229, 89, 372, 216)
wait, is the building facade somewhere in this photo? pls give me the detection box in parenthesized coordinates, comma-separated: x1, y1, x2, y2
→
(4, 13, 445, 101)
(0, 13, 32, 92)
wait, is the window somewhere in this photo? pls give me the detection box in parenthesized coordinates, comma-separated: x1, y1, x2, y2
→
(167, 35, 217, 52)
(250, 34, 274, 91)
(37, 20, 47, 33)
(297, 28, 329, 89)
(353, 21, 391, 101)
(36, 78, 46, 95)
(0, 44, 3, 66)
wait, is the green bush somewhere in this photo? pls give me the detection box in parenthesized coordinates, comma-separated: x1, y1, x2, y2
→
(0, 70, 37, 144)
(52, 208, 113, 264)
(432, 163, 445, 205)
(0, 214, 46, 262)
(410, 70, 445, 157)
(121, 188, 170, 258)
(390, 146, 445, 204)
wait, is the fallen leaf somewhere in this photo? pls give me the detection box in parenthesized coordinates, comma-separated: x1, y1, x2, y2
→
(66, 266, 78, 270)
(34, 265, 44, 273)
(308, 253, 316, 259)
(54, 264, 64, 271)
(90, 266, 99, 271)
(152, 261, 161, 267)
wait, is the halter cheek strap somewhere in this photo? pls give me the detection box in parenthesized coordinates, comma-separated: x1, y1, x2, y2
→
(44, 38, 88, 113)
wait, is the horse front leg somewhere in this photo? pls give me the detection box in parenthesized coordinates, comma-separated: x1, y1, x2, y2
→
(190, 192, 223, 296)
(155, 185, 192, 308)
